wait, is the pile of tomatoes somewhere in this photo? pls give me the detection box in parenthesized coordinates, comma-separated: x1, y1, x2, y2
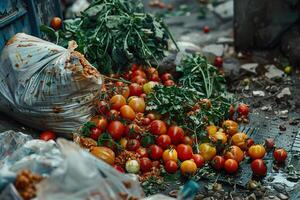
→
(39, 64, 288, 179)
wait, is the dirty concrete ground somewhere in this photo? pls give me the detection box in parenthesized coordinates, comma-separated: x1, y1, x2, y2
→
(0, 0, 299, 199)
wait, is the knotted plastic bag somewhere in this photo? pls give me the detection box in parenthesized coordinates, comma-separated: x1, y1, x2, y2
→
(0, 33, 102, 135)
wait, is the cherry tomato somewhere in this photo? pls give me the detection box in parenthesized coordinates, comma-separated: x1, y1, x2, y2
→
(146, 67, 158, 76)
(251, 159, 267, 176)
(183, 136, 193, 146)
(107, 109, 119, 119)
(136, 147, 148, 158)
(148, 145, 163, 160)
(96, 100, 109, 114)
(114, 165, 125, 173)
(89, 127, 102, 141)
(206, 125, 218, 137)
(165, 160, 178, 174)
(124, 124, 140, 139)
(210, 131, 227, 144)
(131, 75, 147, 85)
(224, 159, 238, 174)
(50, 17, 62, 30)
(248, 145, 266, 160)
(120, 105, 136, 120)
(147, 113, 156, 121)
(129, 83, 143, 96)
(222, 120, 239, 136)
(192, 154, 205, 168)
(126, 139, 140, 151)
(199, 143, 217, 161)
(177, 144, 193, 161)
(203, 25, 210, 33)
(237, 103, 249, 117)
(162, 148, 178, 162)
(273, 148, 287, 163)
(211, 156, 225, 170)
(114, 84, 130, 99)
(149, 74, 160, 82)
(128, 97, 145, 113)
(231, 132, 248, 150)
(214, 56, 223, 68)
(107, 121, 124, 140)
(140, 157, 153, 173)
(90, 146, 115, 165)
(164, 80, 175, 86)
(156, 135, 171, 149)
(161, 73, 173, 82)
(91, 116, 108, 131)
(142, 117, 151, 125)
(150, 120, 167, 135)
(167, 126, 185, 145)
(224, 145, 244, 163)
(39, 131, 56, 141)
(110, 95, 126, 110)
(181, 160, 197, 175)
(247, 138, 255, 148)
(132, 69, 146, 79)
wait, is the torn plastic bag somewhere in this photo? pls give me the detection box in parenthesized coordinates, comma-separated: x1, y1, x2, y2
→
(0, 33, 103, 135)
(36, 139, 144, 200)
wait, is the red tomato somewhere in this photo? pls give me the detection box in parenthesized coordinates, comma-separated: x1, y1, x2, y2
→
(107, 121, 124, 140)
(150, 120, 167, 135)
(50, 17, 62, 30)
(203, 25, 210, 33)
(120, 105, 136, 120)
(136, 147, 148, 158)
(247, 138, 255, 148)
(183, 136, 193, 146)
(273, 148, 288, 163)
(91, 116, 108, 131)
(140, 157, 153, 173)
(142, 117, 151, 125)
(147, 113, 156, 121)
(211, 156, 225, 170)
(132, 69, 146, 79)
(131, 75, 147, 85)
(192, 154, 205, 168)
(149, 74, 160, 82)
(129, 83, 143, 96)
(176, 144, 193, 161)
(146, 67, 158, 76)
(126, 139, 140, 151)
(124, 124, 140, 139)
(156, 135, 171, 149)
(164, 80, 175, 86)
(237, 103, 249, 117)
(224, 159, 239, 174)
(229, 104, 235, 119)
(96, 100, 109, 114)
(165, 160, 178, 174)
(131, 64, 140, 72)
(251, 159, 267, 176)
(214, 56, 223, 68)
(167, 126, 185, 145)
(39, 131, 56, 141)
(114, 165, 125, 173)
(161, 73, 173, 82)
(90, 127, 102, 141)
(148, 145, 163, 160)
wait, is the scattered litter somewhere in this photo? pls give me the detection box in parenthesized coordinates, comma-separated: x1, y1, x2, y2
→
(276, 87, 291, 99)
(241, 63, 258, 74)
(253, 90, 265, 97)
(265, 65, 285, 80)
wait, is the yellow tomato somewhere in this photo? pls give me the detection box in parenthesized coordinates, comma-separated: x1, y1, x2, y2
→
(224, 145, 244, 163)
(231, 132, 248, 149)
(162, 149, 178, 162)
(128, 97, 145, 113)
(210, 131, 227, 144)
(248, 144, 266, 159)
(143, 81, 157, 94)
(222, 120, 239, 136)
(206, 125, 218, 137)
(198, 143, 217, 161)
(181, 160, 197, 175)
(90, 146, 115, 165)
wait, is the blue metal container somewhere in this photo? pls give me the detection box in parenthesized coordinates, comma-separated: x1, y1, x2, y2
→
(0, 0, 62, 50)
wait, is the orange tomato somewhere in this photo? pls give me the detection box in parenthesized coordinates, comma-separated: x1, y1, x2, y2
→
(91, 116, 108, 131)
(224, 159, 239, 174)
(90, 146, 115, 165)
(231, 132, 248, 149)
(128, 97, 145, 113)
(224, 145, 244, 163)
(222, 120, 239, 136)
(210, 131, 227, 144)
(180, 160, 197, 175)
(198, 143, 217, 161)
(50, 17, 62, 30)
(120, 105, 136, 120)
(248, 144, 266, 159)
(207, 125, 218, 137)
(110, 95, 126, 110)
(162, 149, 178, 162)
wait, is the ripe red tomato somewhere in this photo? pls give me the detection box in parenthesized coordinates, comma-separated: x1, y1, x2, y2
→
(148, 145, 163, 160)
(203, 25, 210, 33)
(40, 131, 56, 141)
(131, 75, 147, 85)
(131, 64, 140, 72)
(211, 156, 225, 170)
(126, 139, 140, 151)
(142, 117, 151, 125)
(176, 144, 193, 161)
(273, 148, 287, 163)
(124, 124, 140, 139)
(89, 127, 102, 141)
(96, 100, 109, 114)
(237, 103, 249, 117)
(149, 74, 160, 82)
(251, 159, 267, 176)
(50, 17, 62, 30)
(107, 121, 124, 140)
(132, 69, 146, 79)
(214, 56, 223, 68)
(183, 136, 193, 146)
(247, 138, 255, 148)
(91, 116, 108, 131)
(136, 147, 148, 158)
(150, 120, 167, 135)
(129, 83, 143, 96)
(161, 73, 173, 82)
(192, 154, 205, 168)
(140, 157, 153, 173)
(224, 159, 238, 174)
(165, 160, 178, 174)
(167, 126, 185, 145)
(156, 135, 171, 149)
(146, 67, 158, 76)
(164, 80, 175, 86)
(114, 165, 125, 173)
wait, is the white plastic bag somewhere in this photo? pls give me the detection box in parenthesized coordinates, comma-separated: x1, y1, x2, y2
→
(0, 33, 102, 134)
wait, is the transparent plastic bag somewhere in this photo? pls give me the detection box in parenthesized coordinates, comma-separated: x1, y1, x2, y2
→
(0, 33, 103, 135)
